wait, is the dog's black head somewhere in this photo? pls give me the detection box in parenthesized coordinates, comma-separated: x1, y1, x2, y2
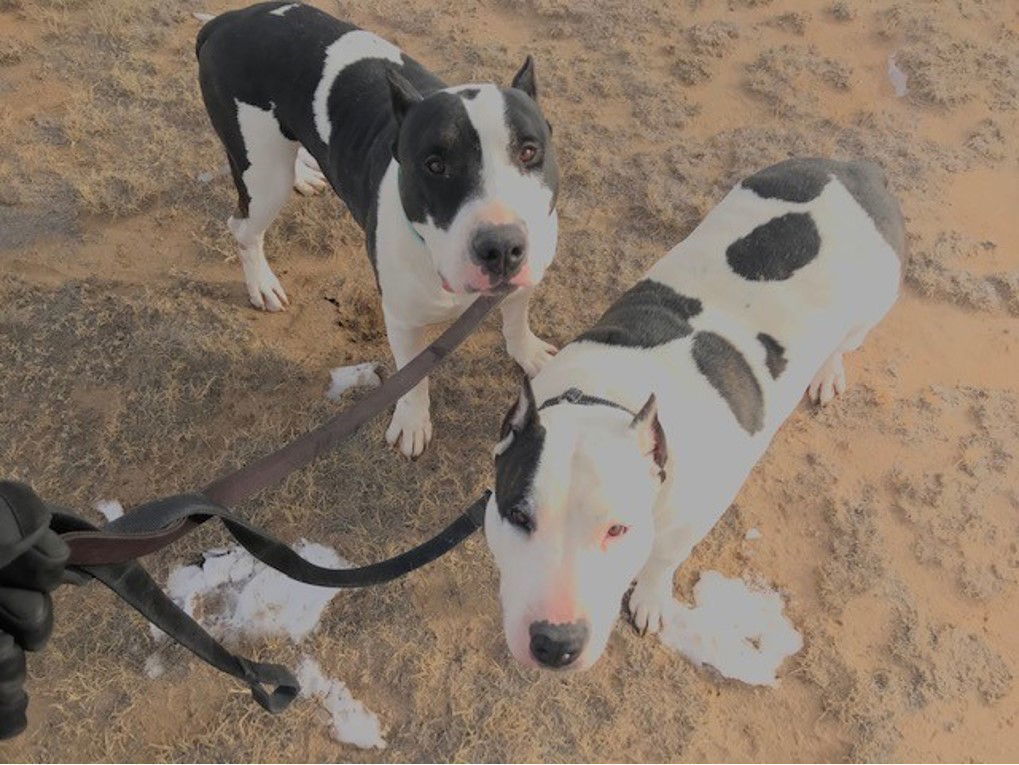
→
(386, 58, 559, 294)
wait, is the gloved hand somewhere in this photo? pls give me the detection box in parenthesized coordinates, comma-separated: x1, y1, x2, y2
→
(0, 481, 69, 739)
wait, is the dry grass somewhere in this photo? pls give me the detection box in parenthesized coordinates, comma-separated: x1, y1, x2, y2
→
(1, 0, 1017, 760)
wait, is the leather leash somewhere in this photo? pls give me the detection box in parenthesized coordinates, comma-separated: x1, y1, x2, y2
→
(0, 294, 503, 732)
(61, 293, 502, 565)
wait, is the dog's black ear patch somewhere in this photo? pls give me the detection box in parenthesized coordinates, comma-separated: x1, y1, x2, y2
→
(511, 55, 537, 100)
(495, 379, 544, 529)
(726, 212, 821, 282)
(756, 332, 787, 379)
(742, 159, 832, 203)
(577, 279, 702, 348)
(692, 331, 764, 435)
(385, 66, 422, 127)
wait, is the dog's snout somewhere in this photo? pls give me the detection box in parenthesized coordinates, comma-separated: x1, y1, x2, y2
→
(471, 224, 527, 278)
(528, 620, 589, 669)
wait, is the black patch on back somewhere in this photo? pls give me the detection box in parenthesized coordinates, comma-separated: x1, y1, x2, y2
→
(756, 332, 787, 379)
(494, 422, 545, 528)
(726, 212, 821, 281)
(576, 279, 702, 348)
(458, 87, 479, 99)
(503, 88, 559, 211)
(692, 331, 764, 435)
(396, 92, 483, 230)
(742, 159, 832, 203)
(742, 158, 905, 259)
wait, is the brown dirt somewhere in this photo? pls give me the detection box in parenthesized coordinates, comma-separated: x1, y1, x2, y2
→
(1, 0, 1017, 761)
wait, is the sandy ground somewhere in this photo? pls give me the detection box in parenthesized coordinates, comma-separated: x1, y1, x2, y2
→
(1, 0, 1017, 760)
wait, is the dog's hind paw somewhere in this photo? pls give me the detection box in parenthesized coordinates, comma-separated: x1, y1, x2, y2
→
(808, 352, 846, 406)
(385, 396, 433, 459)
(293, 147, 328, 196)
(508, 332, 557, 378)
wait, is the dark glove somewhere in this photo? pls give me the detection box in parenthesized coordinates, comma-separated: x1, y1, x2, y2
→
(0, 481, 69, 739)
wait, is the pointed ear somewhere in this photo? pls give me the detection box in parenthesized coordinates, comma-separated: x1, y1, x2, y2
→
(386, 66, 422, 129)
(631, 394, 667, 479)
(499, 376, 540, 441)
(510, 55, 537, 100)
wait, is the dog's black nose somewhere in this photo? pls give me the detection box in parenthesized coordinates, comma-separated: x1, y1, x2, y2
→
(471, 224, 527, 278)
(529, 620, 588, 669)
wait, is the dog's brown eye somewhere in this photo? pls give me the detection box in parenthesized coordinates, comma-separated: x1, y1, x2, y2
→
(507, 508, 532, 531)
(606, 524, 628, 538)
(519, 144, 539, 165)
(425, 156, 445, 175)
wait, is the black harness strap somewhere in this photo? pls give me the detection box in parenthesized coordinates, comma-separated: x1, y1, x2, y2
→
(538, 387, 635, 416)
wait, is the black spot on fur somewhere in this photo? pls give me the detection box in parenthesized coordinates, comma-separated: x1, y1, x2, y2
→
(503, 88, 558, 211)
(726, 212, 821, 282)
(495, 388, 544, 529)
(742, 159, 831, 203)
(692, 331, 764, 434)
(742, 158, 905, 258)
(576, 279, 702, 348)
(397, 92, 483, 230)
(458, 87, 479, 100)
(756, 332, 787, 379)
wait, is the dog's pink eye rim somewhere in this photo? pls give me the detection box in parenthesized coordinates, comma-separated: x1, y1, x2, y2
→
(606, 524, 628, 539)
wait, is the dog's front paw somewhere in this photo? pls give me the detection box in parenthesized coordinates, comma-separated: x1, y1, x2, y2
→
(808, 352, 846, 406)
(385, 397, 433, 459)
(628, 576, 674, 636)
(293, 147, 328, 196)
(507, 332, 557, 378)
(241, 260, 289, 312)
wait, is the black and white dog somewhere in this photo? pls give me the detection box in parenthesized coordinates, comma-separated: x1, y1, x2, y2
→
(486, 159, 905, 670)
(197, 2, 560, 457)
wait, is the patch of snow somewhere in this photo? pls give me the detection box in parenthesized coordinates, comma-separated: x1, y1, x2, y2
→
(150, 542, 384, 744)
(745, 528, 762, 541)
(94, 499, 124, 522)
(144, 654, 165, 679)
(160, 541, 347, 642)
(297, 656, 386, 749)
(659, 571, 802, 687)
(326, 362, 381, 401)
(887, 53, 908, 97)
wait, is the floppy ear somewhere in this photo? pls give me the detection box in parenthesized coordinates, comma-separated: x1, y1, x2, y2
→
(511, 55, 537, 101)
(386, 66, 422, 129)
(495, 376, 540, 455)
(631, 394, 667, 480)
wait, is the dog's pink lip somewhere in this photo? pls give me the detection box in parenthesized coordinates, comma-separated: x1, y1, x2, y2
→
(440, 276, 454, 292)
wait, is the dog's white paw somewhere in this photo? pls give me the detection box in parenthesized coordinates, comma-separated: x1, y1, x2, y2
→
(507, 332, 557, 378)
(293, 147, 328, 196)
(385, 397, 433, 458)
(240, 257, 289, 312)
(808, 352, 846, 406)
(628, 576, 674, 636)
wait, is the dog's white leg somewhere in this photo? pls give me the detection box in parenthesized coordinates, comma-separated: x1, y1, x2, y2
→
(383, 316, 433, 458)
(628, 515, 716, 635)
(229, 102, 299, 312)
(293, 146, 328, 196)
(500, 286, 556, 377)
